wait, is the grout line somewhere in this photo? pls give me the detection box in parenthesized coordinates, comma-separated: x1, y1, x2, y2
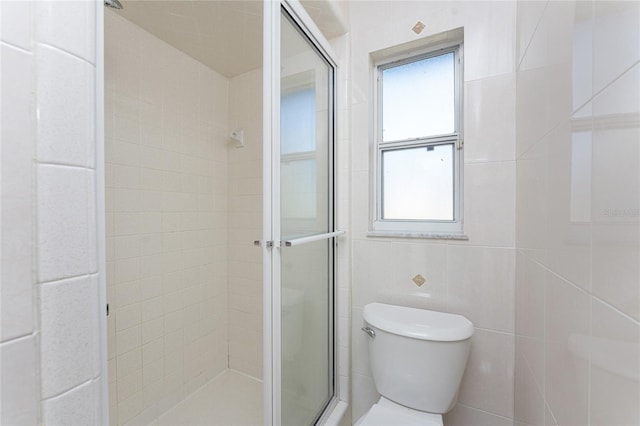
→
(38, 162, 95, 171)
(520, 251, 640, 325)
(473, 326, 516, 337)
(517, 0, 550, 71)
(0, 332, 36, 346)
(455, 402, 513, 422)
(572, 59, 640, 116)
(38, 273, 94, 287)
(1, 39, 32, 55)
(43, 377, 95, 402)
(36, 41, 96, 68)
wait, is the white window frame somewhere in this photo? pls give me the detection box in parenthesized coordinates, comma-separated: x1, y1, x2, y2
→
(370, 41, 465, 237)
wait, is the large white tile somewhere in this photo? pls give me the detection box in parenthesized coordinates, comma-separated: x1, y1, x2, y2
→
(464, 74, 516, 163)
(593, 1, 640, 94)
(42, 380, 97, 426)
(571, 1, 593, 113)
(37, 165, 93, 282)
(458, 329, 514, 419)
(515, 252, 545, 339)
(36, 0, 96, 64)
(0, 1, 31, 50)
(518, 1, 575, 73)
(515, 0, 547, 66)
(40, 275, 99, 398)
(36, 44, 95, 168)
(514, 335, 545, 426)
(544, 275, 589, 426)
(592, 62, 640, 117)
(462, 161, 516, 247)
(351, 372, 379, 423)
(1, 44, 34, 341)
(386, 242, 448, 311)
(462, 1, 516, 81)
(589, 298, 640, 426)
(0, 336, 38, 425)
(447, 246, 515, 333)
(445, 403, 513, 426)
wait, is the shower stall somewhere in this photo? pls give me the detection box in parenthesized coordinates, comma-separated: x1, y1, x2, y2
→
(103, 1, 341, 424)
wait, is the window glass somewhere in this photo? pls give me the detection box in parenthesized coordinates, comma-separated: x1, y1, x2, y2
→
(281, 88, 316, 154)
(382, 52, 455, 142)
(382, 143, 454, 221)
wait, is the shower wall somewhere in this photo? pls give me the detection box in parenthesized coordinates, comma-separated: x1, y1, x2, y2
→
(227, 68, 264, 380)
(105, 12, 229, 425)
(515, 2, 640, 425)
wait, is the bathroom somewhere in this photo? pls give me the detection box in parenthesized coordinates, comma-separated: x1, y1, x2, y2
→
(1, 0, 638, 425)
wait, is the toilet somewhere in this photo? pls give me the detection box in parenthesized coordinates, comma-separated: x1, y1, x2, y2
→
(355, 303, 474, 425)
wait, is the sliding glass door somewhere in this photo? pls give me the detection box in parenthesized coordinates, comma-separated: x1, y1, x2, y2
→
(262, 2, 337, 424)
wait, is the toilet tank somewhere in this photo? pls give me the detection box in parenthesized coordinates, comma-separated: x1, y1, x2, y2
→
(363, 303, 474, 414)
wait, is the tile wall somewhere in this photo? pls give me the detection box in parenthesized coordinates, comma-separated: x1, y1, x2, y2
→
(104, 11, 229, 425)
(1, 0, 104, 424)
(515, 1, 640, 425)
(227, 68, 264, 379)
(348, 2, 517, 424)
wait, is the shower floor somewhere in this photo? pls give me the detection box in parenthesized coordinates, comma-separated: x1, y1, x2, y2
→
(152, 370, 263, 426)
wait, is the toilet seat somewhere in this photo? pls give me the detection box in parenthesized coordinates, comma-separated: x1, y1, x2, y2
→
(355, 398, 443, 426)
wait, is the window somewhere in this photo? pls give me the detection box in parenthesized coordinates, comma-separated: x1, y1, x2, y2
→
(372, 43, 464, 236)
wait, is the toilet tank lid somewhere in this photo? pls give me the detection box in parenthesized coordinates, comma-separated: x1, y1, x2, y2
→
(363, 303, 474, 341)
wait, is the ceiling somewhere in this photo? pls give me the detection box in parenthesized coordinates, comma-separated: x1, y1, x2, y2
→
(112, 0, 348, 78)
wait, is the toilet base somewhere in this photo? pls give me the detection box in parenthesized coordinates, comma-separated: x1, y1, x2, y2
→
(355, 397, 443, 426)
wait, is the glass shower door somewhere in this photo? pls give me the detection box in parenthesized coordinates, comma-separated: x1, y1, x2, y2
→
(279, 10, 334, 425)
(263, 2, 337, 424)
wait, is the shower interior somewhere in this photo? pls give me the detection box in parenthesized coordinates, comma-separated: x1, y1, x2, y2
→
(104, 2, 265, 424)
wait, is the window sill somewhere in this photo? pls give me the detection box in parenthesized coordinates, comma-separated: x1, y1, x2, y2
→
(366, 230, 469, 240)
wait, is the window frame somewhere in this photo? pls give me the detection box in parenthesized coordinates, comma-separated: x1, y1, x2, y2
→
(371, 42, 465, 237)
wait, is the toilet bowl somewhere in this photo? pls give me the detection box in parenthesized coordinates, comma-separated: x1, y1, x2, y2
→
(355, 303, 474, 425)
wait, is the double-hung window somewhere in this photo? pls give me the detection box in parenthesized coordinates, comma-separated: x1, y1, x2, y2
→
(372, 42, 464, 236)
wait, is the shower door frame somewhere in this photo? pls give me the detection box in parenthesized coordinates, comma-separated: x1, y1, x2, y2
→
(262, 1, 340, 424)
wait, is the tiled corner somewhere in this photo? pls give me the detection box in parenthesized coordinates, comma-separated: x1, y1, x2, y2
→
(42, 380, 98, 426)
(35, 0, 96, 64)
(39, 275, 99, 398)
(36, 44, 96, 168)
(1, 43, 34, 341)
(37, 165, 94, 283)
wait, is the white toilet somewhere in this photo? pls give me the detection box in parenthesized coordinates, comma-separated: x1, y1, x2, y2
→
(355, 303, 474, 425)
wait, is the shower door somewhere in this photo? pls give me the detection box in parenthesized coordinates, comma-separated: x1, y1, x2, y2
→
(262, 1, 338, 425)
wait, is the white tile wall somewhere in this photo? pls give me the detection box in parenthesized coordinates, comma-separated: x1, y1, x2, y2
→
(42, 380, 99, 426)
(0, 336, 38, 425)
(105, 11, 229, 424)
(37, 165, 95, 282)
(227, 68, 263, 379)
(1, 0, 104, 424)
(39, 275, 100, 398)
(515, 1, 640, 425)
(348, 2, 517, 424)
(1, 42, 34, 342)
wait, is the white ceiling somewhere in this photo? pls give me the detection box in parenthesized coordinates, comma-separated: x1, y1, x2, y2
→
(113, 0, 348, 78)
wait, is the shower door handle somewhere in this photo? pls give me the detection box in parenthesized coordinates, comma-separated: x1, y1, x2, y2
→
(281, 230, 345, 247)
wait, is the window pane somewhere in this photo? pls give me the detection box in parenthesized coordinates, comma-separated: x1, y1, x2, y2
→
(382, 52, 455, 141)
(382, 144, 454, 220)
(281, 87, 316, 154)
